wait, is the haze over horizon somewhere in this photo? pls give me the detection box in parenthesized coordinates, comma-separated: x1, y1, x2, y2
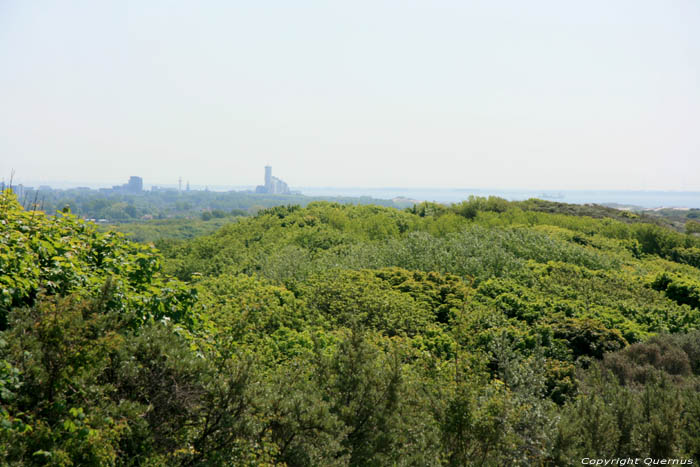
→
(2, 1, 699, 191)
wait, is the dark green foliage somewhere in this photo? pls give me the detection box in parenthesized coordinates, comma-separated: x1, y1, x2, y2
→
(634, 223, 700, 266)
(600, 331, 700, 385)
(317, 330, 405, 465)
(670, 246, 700, 268)
(553, 364, 700, 462)
(429, 337, 557, 465)
(551, 318, 627, 362)
(0, 293, 267, 465)
(652, 272, 700, 309)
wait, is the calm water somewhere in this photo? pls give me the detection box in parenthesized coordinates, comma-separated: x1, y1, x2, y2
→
(298, 187, 700, 209)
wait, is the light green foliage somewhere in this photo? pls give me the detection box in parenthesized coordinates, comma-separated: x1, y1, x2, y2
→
(0, 191, 197, 329)
(162, 201, 619, 287)
(300, 269, 434, 337)
(195, 273, 317, 363)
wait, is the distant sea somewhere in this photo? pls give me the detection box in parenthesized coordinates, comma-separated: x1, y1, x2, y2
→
(297, 187, 700, 210)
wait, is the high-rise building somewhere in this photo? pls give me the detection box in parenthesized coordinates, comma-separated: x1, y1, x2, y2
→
(127, 176, 143, 193)
(265, 166, 272, 190)
(256, 166, 290, 194)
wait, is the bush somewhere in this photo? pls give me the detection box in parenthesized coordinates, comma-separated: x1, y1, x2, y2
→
(652, 273, 700, 309)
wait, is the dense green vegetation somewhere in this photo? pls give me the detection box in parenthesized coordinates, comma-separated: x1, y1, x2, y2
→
(99, 217, 239, 243)
(1, 190, 699, 465)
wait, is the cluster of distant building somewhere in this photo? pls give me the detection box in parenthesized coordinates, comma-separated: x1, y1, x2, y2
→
(2, 177, 146, 196)
(3, 183, 37, 199)
(100, 176, 143, 194)
(255, 166, 290, 194)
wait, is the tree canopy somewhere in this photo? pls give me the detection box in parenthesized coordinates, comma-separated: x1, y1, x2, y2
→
(1, 190, 699, 465)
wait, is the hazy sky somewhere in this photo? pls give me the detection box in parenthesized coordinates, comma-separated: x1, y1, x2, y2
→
(1, 1, 698, 190)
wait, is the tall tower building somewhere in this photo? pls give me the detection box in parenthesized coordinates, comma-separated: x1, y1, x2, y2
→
(264, 166, 272, 191)
(256, 165, 290, 194)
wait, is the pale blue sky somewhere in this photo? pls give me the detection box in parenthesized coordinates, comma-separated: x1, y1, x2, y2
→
(1, 1, 698, 190)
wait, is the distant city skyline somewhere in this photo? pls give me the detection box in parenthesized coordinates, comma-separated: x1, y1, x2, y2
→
(5, 173, 700, 194)
(9, 174, 700, 195)
(1, 1, 699, 191)
(5, 177, 700, 209)
(4, 167, 699, 209)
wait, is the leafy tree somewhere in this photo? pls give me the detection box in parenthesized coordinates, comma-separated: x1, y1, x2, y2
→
(686, 220, 700, 235)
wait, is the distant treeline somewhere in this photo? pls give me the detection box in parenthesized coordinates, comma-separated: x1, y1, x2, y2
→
(13, 185, 699, 237)
(11, 187, 405, 221)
